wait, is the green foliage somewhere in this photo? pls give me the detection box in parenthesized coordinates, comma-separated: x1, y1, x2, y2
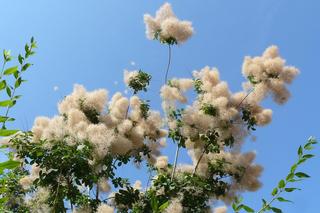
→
(232, 137, 317, 213)
(0, 38, 36, 212)
(0, 160, 21, 175)
(168, 108, 187, 148)
(7, 130, 154, 211)
(200, 130, 220, 154)
(79, 99, 100, 124)
(241, 108, 257, 131)
(140, 100, 150, 120)
(154, 30, 178, 45)
(194, 78, 203, 94)
(115, 185, 140, 211)
(0, 37, 36, 130)
(201, 103, 218, 117)
(128, 70, 152, 94)
(247, 75, 260, 85)
(135, 162, 245, 213)
(0, 167, 29, 212)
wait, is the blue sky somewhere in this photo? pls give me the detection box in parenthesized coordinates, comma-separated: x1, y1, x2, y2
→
(1, 0, 319, 212)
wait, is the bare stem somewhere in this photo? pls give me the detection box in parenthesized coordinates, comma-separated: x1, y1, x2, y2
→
(53, 171, 63, 210)
(171, 145, 180, 181)
(96, 184, 100, 201)
(192, 149, 206, 175)
(70, 201, 73, 211)
(146, 167, 153, 190)
(164, 45, 172, 84)
(236, 88, 254, 109)
(0, 61, 6, 78)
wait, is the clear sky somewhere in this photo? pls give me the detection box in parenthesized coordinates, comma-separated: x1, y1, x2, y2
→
(0, 0, 319, 212)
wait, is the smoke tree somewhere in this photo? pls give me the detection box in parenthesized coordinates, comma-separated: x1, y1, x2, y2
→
(0, 3, 317, 213)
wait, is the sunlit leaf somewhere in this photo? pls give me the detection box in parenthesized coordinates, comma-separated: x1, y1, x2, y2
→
(3, 66, 18, 75)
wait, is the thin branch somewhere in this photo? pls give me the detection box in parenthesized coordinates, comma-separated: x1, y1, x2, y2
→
(256, 187, 285, 213)
(164, 45, 172, 84)
(0, 61, 6, 78)
(171, 145, 180, 180)
(103, 196, 115, 202)
(192, 149, 206, 175)
(53, 171, 63, 210)
(70, 201, 73, 211)
(146, 167, 153, 190)
(96, 184, 100, 201)
(236, 88, 254, 109)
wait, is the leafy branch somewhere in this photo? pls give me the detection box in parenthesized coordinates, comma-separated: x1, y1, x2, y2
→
(232, 137, 317, 213)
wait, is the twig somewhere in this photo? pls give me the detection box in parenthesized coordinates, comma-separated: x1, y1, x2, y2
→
(236, 88, 254, 109)
(164, 45, 172, 84)
(192, 149, 206, 175)
(171, 145, 180, 180)
(96, 184, 100, 201)
(53, 171, 63, 209)
(0, 61, 6, 78)
(146, 167, 153, 190)
(256, 187, 285, 213)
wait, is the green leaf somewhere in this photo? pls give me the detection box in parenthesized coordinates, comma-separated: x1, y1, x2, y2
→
(277, 197, 292, 203)
(15, 77, 22, 88)
(288, 179, 303, 183)
(18, 54, 24, 64)
(303, 143, 313, 150)
(3, 50, 12, 61)
(25, 44, 29, 53)
(0, 80, 6, 90)
(232, 203, 238, 211)
(302, 154, 314, 159)
(0, 129, 18, 136)
(0, 160, 20, 174)
(0, 116, 8, 122)
(21, 63, 32, 71)
(295, 172, 310, 178)
(3, 66, 18, 75)
(307, 136, 317, 144)
(284, 187, 300, 192)
(271, 187, 278, 196)
(262, 199, 267, 206)
(159, 201, 169, 211)
(298, 145, 303, 156)
(242, 205, 255, 212)
(297, 158, 307, 165)
(271, 207, 282, 213)
(290, 164, 297, 173)
(278, 179, 285, 189)
(6, 86, 11, 97)
(0, 99, 14, 107)
(286, 172, 294, 181)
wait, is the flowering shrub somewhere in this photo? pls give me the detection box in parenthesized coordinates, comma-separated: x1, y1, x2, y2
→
(0, 3, 317, 213)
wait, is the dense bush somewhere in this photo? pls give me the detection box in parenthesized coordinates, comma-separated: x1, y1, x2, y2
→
(0, 3, 317, 213)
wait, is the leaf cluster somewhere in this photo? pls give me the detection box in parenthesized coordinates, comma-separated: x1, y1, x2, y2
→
(128, 70, 151, 94)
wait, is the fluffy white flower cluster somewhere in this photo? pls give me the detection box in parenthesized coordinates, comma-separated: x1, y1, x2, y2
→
(31, 84, 166, 165)
(160, 46, 299, 203)
(96, 203, 114, 213)
(19, 164, 40, 190)
(208, 151, 263, 203)
(26, 187, 51, 212)
(242, 45, 299, 104)
(123, 69, 139, 86)
(144, 3, 193, 44)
